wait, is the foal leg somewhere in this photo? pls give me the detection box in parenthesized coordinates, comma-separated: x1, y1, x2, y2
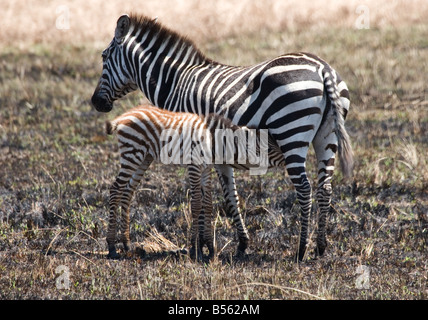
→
(107, 155, 151, 259)
(201, 166, 214, 259)
(215, 165, 249, 256)
(107, 178, 124, 259)
(188, 164, 203, 260)
(118, 156, 153, 254)
(107, 170, 133, 259)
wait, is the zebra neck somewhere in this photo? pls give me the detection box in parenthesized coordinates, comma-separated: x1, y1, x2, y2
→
(128, 30, 210, 109)
(128, 31, 234, 115)
(163, 62, 234, 116)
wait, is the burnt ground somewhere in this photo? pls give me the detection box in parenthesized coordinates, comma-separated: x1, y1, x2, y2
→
(0, 25, 427, 299)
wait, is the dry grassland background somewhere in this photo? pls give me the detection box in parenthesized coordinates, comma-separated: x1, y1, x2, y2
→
(0, 0, 427, 300)
(3, 0, 428, 46)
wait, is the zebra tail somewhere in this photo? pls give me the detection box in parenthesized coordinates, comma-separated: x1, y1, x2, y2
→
(336, 105, 354, 179)
(105, 120, 118, 135)
(324, 71, 354, 179)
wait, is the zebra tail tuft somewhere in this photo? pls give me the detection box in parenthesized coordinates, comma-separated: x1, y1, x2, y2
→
(336, 109, 354, 179)
(324, 71, 354, 179)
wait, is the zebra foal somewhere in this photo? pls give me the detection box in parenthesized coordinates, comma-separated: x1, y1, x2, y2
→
(105, 104, 282, 260)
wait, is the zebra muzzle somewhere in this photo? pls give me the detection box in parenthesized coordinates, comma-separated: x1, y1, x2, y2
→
(91, 93, 113, 112)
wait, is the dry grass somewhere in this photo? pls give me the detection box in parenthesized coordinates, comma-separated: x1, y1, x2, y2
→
(0, 1, 427, 300)
(3, 0, 428, 48)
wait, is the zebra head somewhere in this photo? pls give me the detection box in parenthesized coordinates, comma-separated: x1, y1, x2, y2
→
(91, 15, 138, 112)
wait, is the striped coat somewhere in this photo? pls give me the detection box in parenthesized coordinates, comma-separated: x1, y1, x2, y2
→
(105, 104, 283, 260)
(92, 14, 354, 260)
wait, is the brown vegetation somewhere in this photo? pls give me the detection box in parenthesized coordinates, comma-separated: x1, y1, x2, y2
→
(3, 0, 428, 47)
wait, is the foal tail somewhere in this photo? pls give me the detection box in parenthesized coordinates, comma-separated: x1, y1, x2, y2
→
(105, 120, 118, 135)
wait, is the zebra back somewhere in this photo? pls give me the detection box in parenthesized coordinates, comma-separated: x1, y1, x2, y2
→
(106, 105, 208, 164)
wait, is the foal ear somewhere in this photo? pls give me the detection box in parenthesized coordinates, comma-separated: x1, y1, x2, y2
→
(115, 14, 131, 43)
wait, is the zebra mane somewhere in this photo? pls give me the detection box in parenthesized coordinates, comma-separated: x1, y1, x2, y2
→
(128, 13, 211, 64)
(204, 113, 240, 132)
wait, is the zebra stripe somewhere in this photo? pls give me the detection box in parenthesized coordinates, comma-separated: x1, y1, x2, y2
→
(92, 14, 354, 261)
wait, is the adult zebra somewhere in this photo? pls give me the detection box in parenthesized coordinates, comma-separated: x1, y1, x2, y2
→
(92, 14, 354, 261)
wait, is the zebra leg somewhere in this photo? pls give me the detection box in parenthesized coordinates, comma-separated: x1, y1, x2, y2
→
(107, 155, 151, 259)
(201, 166, 215, 259)
(119, 156, 153, 254)
(107, 180, 122, 259)
(118, 170, 144, 254)
(188, 165, 203, 261)
(215, 165, 249, 256)
(313, 119, 338, 257)
(282, 149, 312, 262)
(293, 172, 312, 262)
(108, 172, 136, 259)
(315, 180, 332, 257)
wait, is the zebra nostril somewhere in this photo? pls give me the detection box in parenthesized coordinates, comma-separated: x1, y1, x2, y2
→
(91, 94, 113, 112)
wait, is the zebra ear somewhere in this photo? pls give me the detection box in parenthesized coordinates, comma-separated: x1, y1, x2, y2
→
(115, 14, 130, 43)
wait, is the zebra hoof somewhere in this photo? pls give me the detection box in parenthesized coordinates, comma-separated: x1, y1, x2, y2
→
(107, 243, 121, 259)
(189, 246, 204, 262)
(234, 249, 249, 261)
(107, 250, 121, 260)
(315, 243, 327, 257)
(237, 239, 248, 254)
(295, 244, 307, 262)
(123, 241, 135, 253)
(207, 246, 215, 261)
(135, 246, 146, 258)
